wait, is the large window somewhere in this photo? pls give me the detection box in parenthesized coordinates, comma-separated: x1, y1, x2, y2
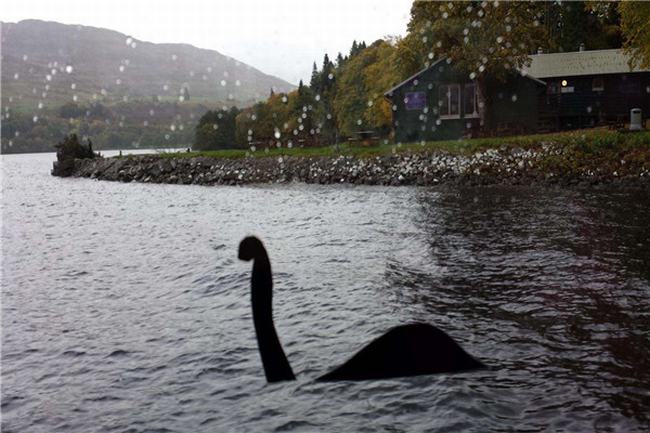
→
(464, 83, 479, 117)
(439, 84, 460, 118)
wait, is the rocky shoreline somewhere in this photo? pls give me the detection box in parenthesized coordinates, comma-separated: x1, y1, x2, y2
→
(52, 143, 650, 187)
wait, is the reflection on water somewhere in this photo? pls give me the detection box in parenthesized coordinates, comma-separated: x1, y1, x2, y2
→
(2, 154, 649, 432)
(383, 187, 650, 428)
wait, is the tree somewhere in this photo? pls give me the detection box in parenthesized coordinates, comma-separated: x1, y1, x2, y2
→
(619, 1, 650, 68)
(549, 1, 622, 52)
(55, 133, 97, 161)
(194, 107, 240, 150)
(405, 1, 548, 127)
(333, 40, 400, 137)
(59, 102, 85, 119)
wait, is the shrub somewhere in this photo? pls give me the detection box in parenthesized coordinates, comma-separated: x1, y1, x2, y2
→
(55, 133, 99, 162)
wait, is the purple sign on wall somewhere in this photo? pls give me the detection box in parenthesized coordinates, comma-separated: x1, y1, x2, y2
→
(405, 91, 426, 110)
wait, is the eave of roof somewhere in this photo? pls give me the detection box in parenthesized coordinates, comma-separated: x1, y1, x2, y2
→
(383, 58, 446, 97)
(384, 58, 546, 97)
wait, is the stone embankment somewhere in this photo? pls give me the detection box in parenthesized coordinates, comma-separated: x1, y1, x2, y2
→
(53, 143, 650, 187)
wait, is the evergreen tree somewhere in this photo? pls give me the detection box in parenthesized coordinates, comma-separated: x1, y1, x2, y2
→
(336, 52, 345, 67)
(310, 62, 320, 92)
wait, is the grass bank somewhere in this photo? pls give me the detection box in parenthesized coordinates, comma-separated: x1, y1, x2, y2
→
(153, 129, 650, 161)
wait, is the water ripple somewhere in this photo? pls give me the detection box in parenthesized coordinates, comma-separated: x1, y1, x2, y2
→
(2, 154, 650, 432)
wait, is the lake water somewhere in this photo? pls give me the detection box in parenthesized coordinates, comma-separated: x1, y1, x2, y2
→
(2, 152, 650, 432)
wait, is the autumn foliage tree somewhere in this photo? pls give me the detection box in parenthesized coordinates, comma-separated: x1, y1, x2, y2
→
(619, 1, 650, 68)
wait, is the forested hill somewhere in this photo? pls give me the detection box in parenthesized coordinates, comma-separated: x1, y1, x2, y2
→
(1, 19, 295, 108)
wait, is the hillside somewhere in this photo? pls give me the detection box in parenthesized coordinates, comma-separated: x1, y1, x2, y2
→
(1, 19, 295, 109)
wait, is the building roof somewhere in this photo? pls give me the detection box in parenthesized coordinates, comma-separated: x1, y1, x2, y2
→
(521, 49, 649, 79)
(384, 58, 446, 97)
(384, 49, 647, 97)
(383, 57, 546, 98)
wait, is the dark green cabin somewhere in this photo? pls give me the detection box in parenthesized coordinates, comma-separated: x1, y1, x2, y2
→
(384, 58, 545, 143)
(385, 50, 650, 143)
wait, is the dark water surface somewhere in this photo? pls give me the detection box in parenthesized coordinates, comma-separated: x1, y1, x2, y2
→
(2, 153, 650, 432)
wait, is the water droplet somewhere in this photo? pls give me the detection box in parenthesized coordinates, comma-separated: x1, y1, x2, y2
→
(131, 41, 137, 49)
(119, 65, 125, 72)
(71, 83, 76, 89)
(33, 115, 38, 122)
(220, 80, 226, 86)
(250, 145, 256, 152)
(170, 124, 176, 131)
(511, 94, 517, 102)
(235, 80, 241, 86)
(126, 37, 133, 46)
(469, 72, 476, 80)
(22, 54, 28, 61)
(116, 79, 121, 85)
(274, 130, 281, 139)
(315, 94, 321, 101)
(281, 96, 288, 103)
(46, 74, 52, 81)
(73, 95, 78, 102)
(65, 65, 73, 74)
(356, 119, 362, 126)
(328, 73, 334, 80)
(163, 84, 169, 91)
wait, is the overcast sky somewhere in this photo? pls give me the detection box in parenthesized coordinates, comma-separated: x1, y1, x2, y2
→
(3, 0, 413, 85)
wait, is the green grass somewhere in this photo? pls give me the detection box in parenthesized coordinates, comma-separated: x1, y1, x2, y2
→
(155, 129, 650, 160)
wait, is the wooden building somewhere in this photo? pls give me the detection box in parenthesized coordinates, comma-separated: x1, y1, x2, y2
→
(385, 49, 650, 142)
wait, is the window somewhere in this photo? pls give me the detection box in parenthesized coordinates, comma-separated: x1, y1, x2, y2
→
(592, 77, 604, 92)
(464, 83, 479, 117)
(439, 84, 460, 118)
(405, 91, 426, 111)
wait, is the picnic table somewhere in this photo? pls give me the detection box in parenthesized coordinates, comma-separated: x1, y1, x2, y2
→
(348, 130, 380, 147)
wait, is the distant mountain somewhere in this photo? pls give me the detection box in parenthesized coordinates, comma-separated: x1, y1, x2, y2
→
(1, 19, 295, 108)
